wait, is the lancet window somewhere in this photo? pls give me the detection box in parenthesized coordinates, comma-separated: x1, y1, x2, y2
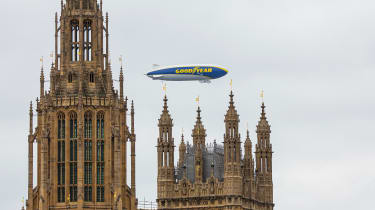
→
(96, 112, 104, 139)
(57, 113, 65, 202)
(84, 112, 93, 201)
(84, 112, 92, 139)
(96, 112, 105, 202)
(89, 72, 94, 83)
(83, 20, 92, 61)
(71, 20, 80, 62)
(69, 112, 78, 202)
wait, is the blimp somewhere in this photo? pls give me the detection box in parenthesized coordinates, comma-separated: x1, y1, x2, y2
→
(146, 65, 228, 83)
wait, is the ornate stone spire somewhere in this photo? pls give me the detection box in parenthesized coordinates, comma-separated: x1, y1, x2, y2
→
(223, 90, 242, 195)
(131, 100, 135, 135)
(119, 66, 124, 101)
(50, 62, 55, 95)
(255, 101, 273, 203)
(159, 95, 173, 127)
(29, 102, 33, 136)
(192, 106, 206, 146)
(244, 129, 252, 155)
(178, 133, 186, 168)
(157, 95, 175, 197)
(224, 91, 239, 124)
(256, 102, 271, 134)
(40, 67, 45, 98)
(179, 133, 186, 151)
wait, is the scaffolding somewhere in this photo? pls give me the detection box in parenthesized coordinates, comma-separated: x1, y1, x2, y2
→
(137, 198, 157, 210)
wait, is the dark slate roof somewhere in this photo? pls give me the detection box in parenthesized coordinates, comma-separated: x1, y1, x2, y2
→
(176, 141, 224, 183)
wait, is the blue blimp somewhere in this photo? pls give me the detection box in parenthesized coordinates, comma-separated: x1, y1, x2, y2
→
(146, 65, 228, 82)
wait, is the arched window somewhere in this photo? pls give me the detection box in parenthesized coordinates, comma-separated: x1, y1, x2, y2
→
(96, 112, 104, 139)
(57, 113, 65, 202)
(89, 72, 94, 83)
(70, 112, 77, 139)
(71, 20, 80, 62)
(58, 113, 65, 139)
(96, 112, 105, 202)
(68, 72, 73, 83)
(84, 112, 93, 201)
(84, 112, 92, 139)
(83, 20, 92, 61)
(69, 112, 78, 202)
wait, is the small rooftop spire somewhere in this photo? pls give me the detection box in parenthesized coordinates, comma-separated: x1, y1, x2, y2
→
(131, 100, 135, 135)
(159, 95, 172, 126)
(196, 106, 202, 122)
(256, 101, 271, 133)
(181, 128, 185, 143)
(40, 65, 45, 97)
(192, 106, 206, 146)
(119, 63, 124, 100)
(40, 66, 44, 80)
(225, 90, 239, 123)
(229, 90, 234, 106)
(163, 95, 168, 112)
(261, 102, 267, 120)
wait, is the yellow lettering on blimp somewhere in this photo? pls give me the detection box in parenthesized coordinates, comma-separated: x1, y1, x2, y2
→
(193, 67, 199, 74)
(175, 67, 214, 74)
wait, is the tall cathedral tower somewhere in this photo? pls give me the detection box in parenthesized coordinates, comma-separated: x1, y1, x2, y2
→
(26, 1, 137, 209)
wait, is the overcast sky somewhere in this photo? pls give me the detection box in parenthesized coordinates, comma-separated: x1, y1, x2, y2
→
(1, 0, 375, 209)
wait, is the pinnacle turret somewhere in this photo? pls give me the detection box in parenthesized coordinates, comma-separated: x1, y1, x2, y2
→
(29, 102, 33, 136)
(256, 102, 271, 133)
(40, 67, 45, 97)
(178, 134, 186, 168)
(119, 66, 124, 100)
(180, 133, 186, 149)
(245, 129, 251, 148)
(192, 106, 206, 146)
(159, 96, 173, 126)
(225, 91, 239, 126)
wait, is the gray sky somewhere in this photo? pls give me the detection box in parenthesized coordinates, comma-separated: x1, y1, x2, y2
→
(1, 0, 375, 209)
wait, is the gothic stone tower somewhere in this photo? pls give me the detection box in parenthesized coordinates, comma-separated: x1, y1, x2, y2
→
(156, 92, 274, 210)
(26, 1, 137, 209)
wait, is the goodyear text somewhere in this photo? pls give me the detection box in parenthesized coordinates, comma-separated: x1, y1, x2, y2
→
(176, 67, 213, 74)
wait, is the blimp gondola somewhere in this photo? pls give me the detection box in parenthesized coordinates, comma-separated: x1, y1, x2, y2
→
(146, 65, 228, 83)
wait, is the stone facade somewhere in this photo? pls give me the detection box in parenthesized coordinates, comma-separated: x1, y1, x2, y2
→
(26, 1, 137, 209)
(156, 92, 274, 210)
